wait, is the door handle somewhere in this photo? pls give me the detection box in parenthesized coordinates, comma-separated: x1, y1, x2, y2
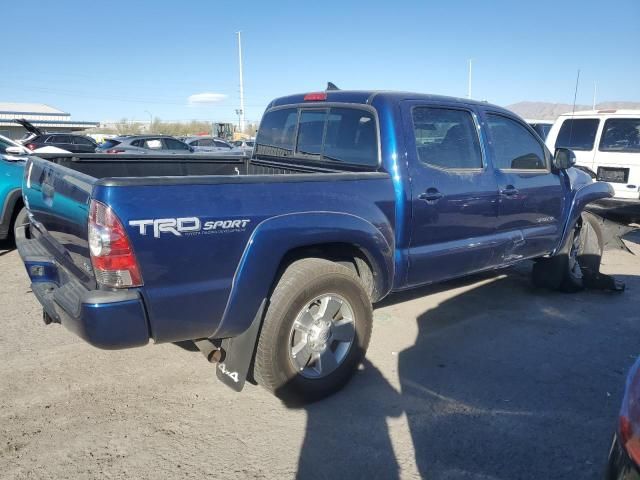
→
(418, 188, 443, 203)
(500, 185, 519, 196)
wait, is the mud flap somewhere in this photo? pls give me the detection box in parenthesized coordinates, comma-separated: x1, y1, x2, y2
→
(211, 299, 266, 392)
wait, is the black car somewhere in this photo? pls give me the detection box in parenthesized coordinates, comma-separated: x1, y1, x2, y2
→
(607, 357, 640, 479)
(15, 119, 97, 153)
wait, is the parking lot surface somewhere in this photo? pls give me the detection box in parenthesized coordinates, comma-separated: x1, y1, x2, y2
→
(1, 235, 639, 480)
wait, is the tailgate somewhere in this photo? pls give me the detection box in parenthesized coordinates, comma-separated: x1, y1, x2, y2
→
(23, 156, 97, 288)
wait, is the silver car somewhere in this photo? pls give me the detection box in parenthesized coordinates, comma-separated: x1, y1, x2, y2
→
(232, 139, 255, 155)
(184, 136, 240, 154)
(96, 135, 194, 154)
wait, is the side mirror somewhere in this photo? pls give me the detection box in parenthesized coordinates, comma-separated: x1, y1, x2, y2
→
(5, 145, 28, 155)
(188, 146, 195, 153)
(553, 147, 576, 170)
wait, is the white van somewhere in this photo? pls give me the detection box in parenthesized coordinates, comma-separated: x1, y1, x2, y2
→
(546, 110, 640, 200)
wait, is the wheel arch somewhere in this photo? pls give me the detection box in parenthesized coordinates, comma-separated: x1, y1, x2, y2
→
(553, 181, 613, 256)
(0, 188, 23, 239)
(212, 212, 394, 339)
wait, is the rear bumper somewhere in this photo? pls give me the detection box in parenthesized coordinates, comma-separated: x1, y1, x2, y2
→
(607, 434, 640, 480)
(16, 224, 150, 349)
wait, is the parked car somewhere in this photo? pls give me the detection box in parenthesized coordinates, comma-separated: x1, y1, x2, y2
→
(546, 110, 640, 202)
(0, 135, 29, 240)
(15, 119, 97, 153)
(96, 135, 194, 154)
(607, 356, 640, 479)
(183, 136, 241, 154)
(232, 138, 255, 154)
(527, 120, 554, 140)
(16, 89, 612, 402)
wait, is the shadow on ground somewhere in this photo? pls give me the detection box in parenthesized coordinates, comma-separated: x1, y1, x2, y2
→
(290, 267, 639, 480)
(0, 238, 15, 257)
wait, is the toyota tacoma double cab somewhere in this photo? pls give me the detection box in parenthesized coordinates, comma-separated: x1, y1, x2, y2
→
(17, 89, 613, 401)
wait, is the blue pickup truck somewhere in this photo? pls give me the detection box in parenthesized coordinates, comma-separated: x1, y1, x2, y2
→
(16, 90, 613, 401)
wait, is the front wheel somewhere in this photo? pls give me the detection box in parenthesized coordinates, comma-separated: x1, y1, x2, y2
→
(253, 258, 372, 403)
(532, 212, 603, 292)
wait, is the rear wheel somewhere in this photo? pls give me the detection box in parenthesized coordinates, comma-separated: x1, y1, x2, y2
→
(253, 258, 372, 403)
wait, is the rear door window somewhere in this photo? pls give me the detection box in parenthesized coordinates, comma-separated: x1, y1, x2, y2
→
(599, 118, 640, 152)
(143, 139, 163, 150)
(411, 107, 482, 169)
(46, 135, 66, 144)
(73, 136, 94, 146)
(213, 140, 230, 148)
(555, 119, 600, 151)
(164, 138, 189, 150)
(486, 114, 547, 170)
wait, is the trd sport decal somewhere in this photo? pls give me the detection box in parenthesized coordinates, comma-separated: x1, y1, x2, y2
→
(129, 217, 251, 238)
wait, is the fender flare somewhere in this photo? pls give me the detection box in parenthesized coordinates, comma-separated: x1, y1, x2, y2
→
(212, 211, 394, 338)
(553, 181, 614, 255)
(0, 188, 23, 238)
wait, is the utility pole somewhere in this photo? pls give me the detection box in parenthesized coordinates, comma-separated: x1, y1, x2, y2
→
(144, 110, 153, 132)
(592, 81, 597, 110)
(467, 59, 472, 99)
(237, 31, 246, 133)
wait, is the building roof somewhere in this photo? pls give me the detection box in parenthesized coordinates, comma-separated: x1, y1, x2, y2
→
(0, 102, 68, 116)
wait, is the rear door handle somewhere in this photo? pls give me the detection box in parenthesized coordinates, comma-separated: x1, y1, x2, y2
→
(418, 188, 443, 203)
(500, 185, 519, 196)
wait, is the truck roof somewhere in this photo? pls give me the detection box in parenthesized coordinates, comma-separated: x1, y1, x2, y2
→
(268, 90, 514, 116)
(558, 109, 640, 117)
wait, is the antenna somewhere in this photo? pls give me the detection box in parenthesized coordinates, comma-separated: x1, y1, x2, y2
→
(567, 69, 580, 148)
(467, 59, 472, 99)
(236, 31, 245, 133)
(592, 81, 597, 110)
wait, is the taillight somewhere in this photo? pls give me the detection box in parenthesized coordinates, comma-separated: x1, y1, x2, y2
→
(88, 200, 142, 288)
(619, 359, 640, 465)
(26, 143, 37, 150)
(105, 149, 125, 154)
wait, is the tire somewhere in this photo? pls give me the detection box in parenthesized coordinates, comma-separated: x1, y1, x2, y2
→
(253, 258, 373, 403)
(532, 212, 603, 293)
(11, 207, 28, 241)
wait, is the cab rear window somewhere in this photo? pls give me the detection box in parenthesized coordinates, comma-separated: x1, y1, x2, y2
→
(255, 106, 378, 168)
(555, 119, 600, 151)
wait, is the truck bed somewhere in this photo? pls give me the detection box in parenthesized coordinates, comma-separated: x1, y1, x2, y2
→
(35, 153, 358, 180)
(22, 153, 394, 345)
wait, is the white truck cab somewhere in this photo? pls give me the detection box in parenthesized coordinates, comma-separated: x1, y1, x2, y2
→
(546, 110, 640, 201)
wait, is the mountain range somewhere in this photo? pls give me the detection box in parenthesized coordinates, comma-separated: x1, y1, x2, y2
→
(506, 101, 640, 120)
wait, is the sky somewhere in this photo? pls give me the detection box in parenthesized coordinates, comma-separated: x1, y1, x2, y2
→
(3, 0, 639, 124)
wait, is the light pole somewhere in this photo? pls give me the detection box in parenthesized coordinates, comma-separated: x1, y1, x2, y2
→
(236, 31, 246, 133)
(144, 110, 153, 132)
(235, 109, 243, 132)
